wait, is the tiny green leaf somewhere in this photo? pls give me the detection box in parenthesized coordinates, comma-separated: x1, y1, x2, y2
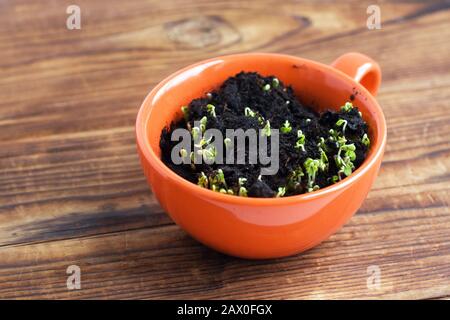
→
(197, 172, 208, 188)
(206, 104, 216, 118)
(336, 119, 348, 133)
(244, 107, 256, 117)
(362, 133, 370, 147)
(262, 120, 271, 137)
(181, 106, 189, 121)
(272, 78, 280, 88)
(276, 187, 286, 197)
(280, 120, 292, 134)
(341, 102, 353, 112)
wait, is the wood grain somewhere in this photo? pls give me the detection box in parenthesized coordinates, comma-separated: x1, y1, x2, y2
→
(0, 0, 449, 299)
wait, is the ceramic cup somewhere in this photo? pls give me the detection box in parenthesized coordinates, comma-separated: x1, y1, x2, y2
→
(136, 52, 386, 259)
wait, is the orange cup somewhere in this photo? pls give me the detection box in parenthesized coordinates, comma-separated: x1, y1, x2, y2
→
(136, 53, 386, 259)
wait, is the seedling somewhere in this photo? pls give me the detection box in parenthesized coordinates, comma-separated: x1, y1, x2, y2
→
(194, 135, 213, 148)
(181, 106, 189, 121)
(328, 128, 338, 142)
(272, 78, 280, 88)
(304, 158, 320, 191)
(244, 107, 256, 117)
(238, 177, 247, 197)
(179, 148, 188, 158)
(191, 126, 200, 141)
(224, 137, 232, 149)
(362, 133, 370, 147)
(263, 84, 271, 91)
(200, 116, 208, 133)
(336, 119, 348, 134)
(239, 187, 248, 197)
(334, 143, 356, 179)
(287, 167, 304, 190)
(262, 120, 271, 137)
(295, 130, 306, 151)
(280, 120, 292, 134)
(206, 104, 216, 118)
(210, 169, 227, 188)
(276, 186, 286, 197)
(202, 145, 217, 162)
(238, 177, 247, 186)
(341, 102, 353, 112)
(318, 137, 328, 152)
(197, 172, 209, 188)
(318, 148, 328, 171)
(340, 143, 356, 161)
(219, 188, 234, 195)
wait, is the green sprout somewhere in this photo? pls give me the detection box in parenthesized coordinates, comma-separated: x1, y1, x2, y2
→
(334, 143, 356, 179)
(331, 175, 339, 183)
(318, 148, 328, 172)
(238, 177, 248, 197)
(210, 169, 227, 189)
(263, 84, 271, 91)
(181, 106, 189, 121)
(318, 137, 328, 151)
(257, 115, 265, 125)
(179, 148, 188, 158)
(262, 120, 271, 137)
(239, 187, 248, 197)
(280, 120, 292, 134)
(191, 127, 200, 141)
(199, 116, 207, 133)
(295, 130, 306, 151)
(202, 145, 217, 162)
(336, 119, 348, 134)
(194, 135, 213, 148)
(304, 158, 320, 192)
(189, 151, 196, 169)
(287, 167, 304, 191)
(341, 102, 353, 112)
(305, 118, 311, 123)
(276, 187, 286, 197)
(197, 172, 209, 188)
(206, 104, 216, 118)
(244, 107, 256, 117)
(362, 133, 370, 147)
(341, 143, 356, 161)
(219, 188, 234, 195)
(328, 128, 338, 142)
(238, 177, 247, 186)
(224, 137, 232, 149)
(272, 78, 280, 88)
(245, 107, 265, 125)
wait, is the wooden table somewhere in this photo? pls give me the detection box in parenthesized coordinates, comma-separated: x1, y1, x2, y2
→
(1, 0, 449, 300)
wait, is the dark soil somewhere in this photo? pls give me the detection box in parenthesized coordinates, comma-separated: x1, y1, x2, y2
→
(160, 72, 370, 198)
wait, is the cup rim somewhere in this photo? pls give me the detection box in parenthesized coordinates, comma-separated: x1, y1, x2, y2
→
(136, 52, 387, 205)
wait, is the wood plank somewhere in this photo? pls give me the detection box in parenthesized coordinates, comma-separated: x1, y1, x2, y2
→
(1, 204, 449, 299)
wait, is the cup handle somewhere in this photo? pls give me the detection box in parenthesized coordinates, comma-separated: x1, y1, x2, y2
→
(331, 52, 381, 97)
